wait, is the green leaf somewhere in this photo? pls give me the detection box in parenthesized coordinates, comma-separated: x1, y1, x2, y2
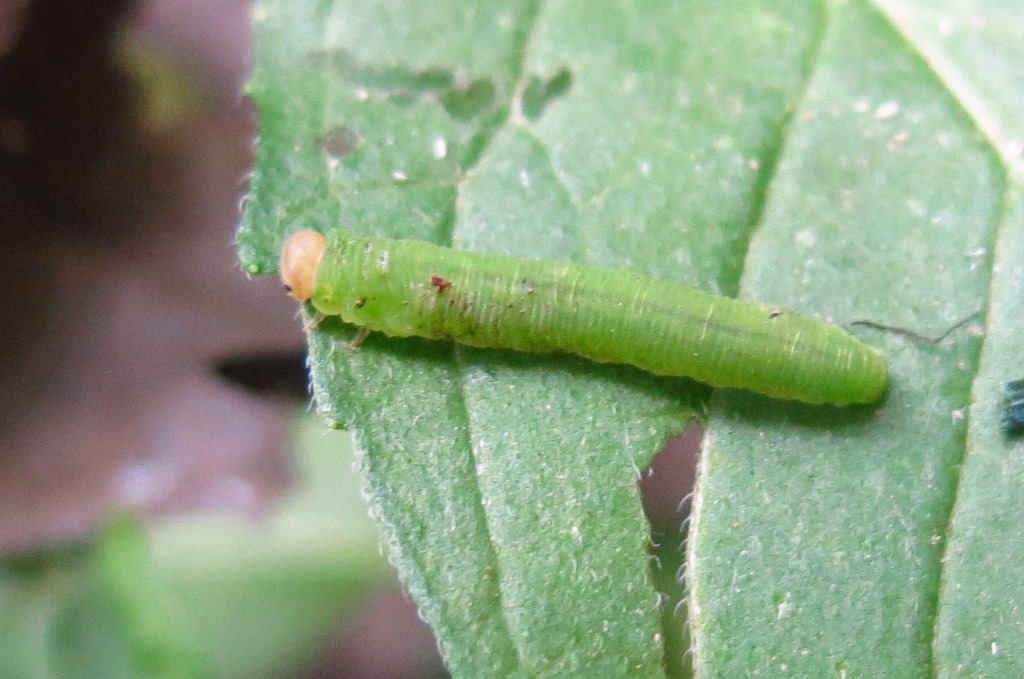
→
(239, 0, 1024, 676)
(689, 1, 1023, 677)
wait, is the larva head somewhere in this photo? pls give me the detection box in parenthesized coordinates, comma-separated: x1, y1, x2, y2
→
(280, 229, 326, 302)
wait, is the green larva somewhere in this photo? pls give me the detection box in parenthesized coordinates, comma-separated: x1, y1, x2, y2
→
(281, 229, 888, 405)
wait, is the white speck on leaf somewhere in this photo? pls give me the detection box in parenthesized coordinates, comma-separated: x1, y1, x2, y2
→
(714, 135, 735, 150)
(570, 525, 583, 544)
(905, 199, 927, 217)
(875, 101, 900, 119)
(432, 137, 447, 159)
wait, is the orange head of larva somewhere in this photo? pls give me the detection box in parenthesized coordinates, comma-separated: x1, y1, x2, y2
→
(280, 229, 326, 302)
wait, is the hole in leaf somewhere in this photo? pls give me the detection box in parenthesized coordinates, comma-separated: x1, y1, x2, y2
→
(640, 423, 700, 532)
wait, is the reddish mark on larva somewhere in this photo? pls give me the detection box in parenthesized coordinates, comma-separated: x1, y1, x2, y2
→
(430, 275, 451, 293)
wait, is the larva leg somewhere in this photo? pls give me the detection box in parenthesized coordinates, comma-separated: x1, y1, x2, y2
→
(849, 311, 980, 345)
(347, 326, 370, 349)
(303, 312, 326, 332)
(300, 310, 368, 350)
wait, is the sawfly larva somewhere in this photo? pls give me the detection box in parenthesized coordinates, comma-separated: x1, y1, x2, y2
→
(281, 229, 888, 405)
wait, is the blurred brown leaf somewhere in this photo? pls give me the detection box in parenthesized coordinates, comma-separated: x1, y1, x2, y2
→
(0, 0, 306, 550)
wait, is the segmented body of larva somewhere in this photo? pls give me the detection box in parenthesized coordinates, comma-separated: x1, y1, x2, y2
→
(281, 229, 888, 405)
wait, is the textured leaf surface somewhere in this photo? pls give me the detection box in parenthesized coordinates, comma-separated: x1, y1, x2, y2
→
(239, 0, 1024, 676)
